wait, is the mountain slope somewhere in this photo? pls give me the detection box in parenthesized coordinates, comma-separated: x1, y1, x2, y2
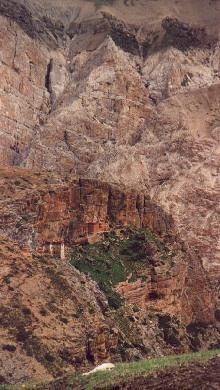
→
(0, 166, 219, 385)
(1, 0, 220, 385)
(1, 0, 220, 280)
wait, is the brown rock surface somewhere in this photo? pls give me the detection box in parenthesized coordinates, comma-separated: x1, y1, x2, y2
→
(0, 166, 216, 325)
(0, 12, 51, 165)
(0, 167, 219, 384)
(0, 167, 172, 247)
(1, 0, 220, 384)
(0, 236, 118, 384)
(1, 0, 219, 285)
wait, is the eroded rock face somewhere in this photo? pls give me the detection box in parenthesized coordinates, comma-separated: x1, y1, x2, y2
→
(1, 0, 220, 382)
(0, 167, 216, 325)
(0, 167, 218, 384)
(0, 14, 51, 166)
(0, 167, 172, 249)
(161, 17, 216, 51)
(142, 85, 220, 281)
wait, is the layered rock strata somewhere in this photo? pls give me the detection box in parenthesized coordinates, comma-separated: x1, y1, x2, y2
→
(0, 167, 216, 326)
(0, 167, 172, 252)
(1, 0, 220, 383)
(1, 0, 220, 286)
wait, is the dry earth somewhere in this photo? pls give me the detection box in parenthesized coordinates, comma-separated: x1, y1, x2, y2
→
(0, 237, 119, 384)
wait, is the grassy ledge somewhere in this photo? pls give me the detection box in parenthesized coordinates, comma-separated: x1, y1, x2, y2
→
(68, 349, 220, 390)
(1, 350, 220, 389)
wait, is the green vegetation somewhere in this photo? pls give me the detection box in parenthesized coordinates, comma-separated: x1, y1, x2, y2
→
(70, 227, 185, 358)
(68, 349, 220, 390)
(70, 235, 128, 308)
(70, 227, 175, 309)
(119, 228, 166, 261)
(71, 229, 150, 307)
(2, 349, 220, 389)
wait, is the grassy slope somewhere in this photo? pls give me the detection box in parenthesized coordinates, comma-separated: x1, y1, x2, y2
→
(5, 349, 219, 390)
(69, 349, 220, 390)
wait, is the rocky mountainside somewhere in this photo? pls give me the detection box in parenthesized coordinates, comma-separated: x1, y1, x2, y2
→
(0, 166, 216, 323)
(1, 0, 220, 282)
(0, 237, 117, 384)
(0, 0, 220, 386)
(0, 166, 219, 385)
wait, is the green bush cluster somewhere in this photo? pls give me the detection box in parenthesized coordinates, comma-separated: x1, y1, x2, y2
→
(71, 247, 126, 309)
(70, 227, 174, 309)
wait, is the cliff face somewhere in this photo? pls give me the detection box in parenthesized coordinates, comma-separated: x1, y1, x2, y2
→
(1, 0, 220, 385)
(0, 166, 216, 324)
(0, 13, 51, 166)
(0, 167, 172, 246)
(0, 168, 218, 384)
(1, 0, 220, 286)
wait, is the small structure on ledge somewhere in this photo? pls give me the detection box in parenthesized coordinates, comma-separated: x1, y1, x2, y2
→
(86, 217, 110, 235)
(37, 241, 65, 260)
(87, 221, 100, 235)
(86, 216, 110, 243)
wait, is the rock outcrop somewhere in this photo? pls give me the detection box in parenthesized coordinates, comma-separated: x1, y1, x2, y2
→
(0, 166, 217, 325)
(0, 166, 218, 384)
(0, 167, 172, 246)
